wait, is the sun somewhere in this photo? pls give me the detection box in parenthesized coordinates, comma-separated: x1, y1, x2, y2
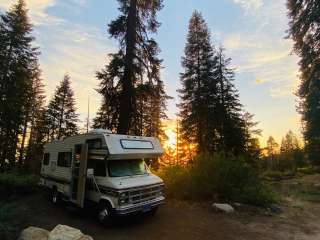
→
(162, 119, 177, 149)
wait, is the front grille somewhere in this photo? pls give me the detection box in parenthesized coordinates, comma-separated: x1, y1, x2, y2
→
(128, 184, 163, 204)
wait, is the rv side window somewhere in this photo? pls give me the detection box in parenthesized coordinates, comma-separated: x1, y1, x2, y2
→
(57, 152, 71, 168)
(43, 153, 50, 165)
(88, 160, 106, 177)
(95, 161, 106, 177)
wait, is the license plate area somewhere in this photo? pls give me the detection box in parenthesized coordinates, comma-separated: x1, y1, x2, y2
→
(142, 204, 151, 212)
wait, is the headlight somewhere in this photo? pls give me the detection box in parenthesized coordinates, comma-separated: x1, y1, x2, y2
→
(119, 198, 129, 205)
(118, 192, 130, 205)
(119, 192, 129, 199)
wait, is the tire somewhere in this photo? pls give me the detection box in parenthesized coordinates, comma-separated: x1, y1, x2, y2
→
(51, 187, 60, 205)
(97, 201, 113, 225)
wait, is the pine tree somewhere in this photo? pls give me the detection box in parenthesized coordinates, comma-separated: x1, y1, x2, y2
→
(287, 0, 320, 164)
(24, 67, 47, 173)
(47, 74, 79, 140)
(243, 112, 262, 162)
(18, 64, 45, 165)
(94, 0, 169, 137)
(178, 11, 218, 153)
(266, 136, 279, 170)
(93, 58, 121, 132)
(266, 136, 278, 156)
(0, 0, 39, 167)
(280, 130, 303, 170)
(179, 12, 247, 155)
(280, 130, 300, 153)
(215, 47, 246, 154)
(25, 108, 48, 173)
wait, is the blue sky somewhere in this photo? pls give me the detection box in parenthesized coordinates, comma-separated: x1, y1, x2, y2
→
(0, 0, 301, 145)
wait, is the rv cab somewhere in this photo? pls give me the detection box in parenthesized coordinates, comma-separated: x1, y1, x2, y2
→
(40, 129, 165, 222)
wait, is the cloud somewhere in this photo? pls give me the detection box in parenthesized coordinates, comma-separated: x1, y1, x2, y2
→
(223, 0, 299, 98)
(38, 23, 116, 123)
(233, 0, 263, 13)
(0, 1, 116, 125)
(0, 0, 62, 25)
(254, 79, 265, 85)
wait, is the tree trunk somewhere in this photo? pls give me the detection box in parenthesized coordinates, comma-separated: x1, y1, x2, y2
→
(118, 0, 137, 134)
(57, 94, 66, 139)
(18, 114, 29, 166)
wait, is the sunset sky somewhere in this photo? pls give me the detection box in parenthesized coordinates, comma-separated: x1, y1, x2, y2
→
(0, 0, 301, 146)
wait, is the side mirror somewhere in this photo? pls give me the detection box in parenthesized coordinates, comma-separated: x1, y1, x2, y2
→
(87, 168, 94, 178)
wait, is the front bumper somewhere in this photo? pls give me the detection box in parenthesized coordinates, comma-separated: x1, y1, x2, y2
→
(114, 196, 165, 215)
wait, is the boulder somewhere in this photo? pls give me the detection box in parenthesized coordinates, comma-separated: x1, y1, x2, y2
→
(48, 225, 92, 240)
(212, 203, 234, 213)
(77, 235, 94, 240)
(18, 226, 49, 240)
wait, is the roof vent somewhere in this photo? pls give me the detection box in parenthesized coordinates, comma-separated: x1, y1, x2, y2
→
(89, 129, 113, 134)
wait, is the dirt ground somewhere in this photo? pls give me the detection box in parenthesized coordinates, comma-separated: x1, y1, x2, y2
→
(8, 174, 320, 240)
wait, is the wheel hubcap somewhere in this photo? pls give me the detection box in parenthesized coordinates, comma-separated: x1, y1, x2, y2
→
(99, 208, 109, 221)
(52, 191, 57, 203)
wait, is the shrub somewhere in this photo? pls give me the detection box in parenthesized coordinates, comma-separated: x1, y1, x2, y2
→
(0, 202, 17, 239)
(297, 166, 320, 175)
(0, 172, 39, 197)
(261, 170, 284, 181)
(158, 153, 277, 206)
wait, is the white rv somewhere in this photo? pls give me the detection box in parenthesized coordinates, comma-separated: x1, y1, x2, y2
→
(40, 129, 165, 223)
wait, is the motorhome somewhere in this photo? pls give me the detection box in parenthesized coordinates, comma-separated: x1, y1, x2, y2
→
(40, 129, 165, 223)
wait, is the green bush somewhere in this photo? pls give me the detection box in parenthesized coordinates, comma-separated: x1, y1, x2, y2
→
(158, 153, 277, 206)
(261, 170, 284, 181)
(0, 172, 39, 197)
(297, 166, 320, 175)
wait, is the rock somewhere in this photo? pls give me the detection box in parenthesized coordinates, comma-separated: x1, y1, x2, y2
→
(233, 202, 242, 208)
(77, 235, 94, 240)
(18, 226, 49, 240)
(212, 203, 234, 213)
(48, 225, 92, 240)
(269, 204, 282, 214)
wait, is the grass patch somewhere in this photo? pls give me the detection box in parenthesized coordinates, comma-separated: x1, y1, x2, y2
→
(288, 183, 320, 202)
(297, 166, 320, 175)
(158, 153, 277, 207)
(0, 202, 18, 239)
(262, 170, 295, 181)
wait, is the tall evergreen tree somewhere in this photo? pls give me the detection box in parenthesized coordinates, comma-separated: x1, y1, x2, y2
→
(178, 11, 218, 153)
(266, 136, 279, 170)
(47, 74, 79, 140)
(94, 0, 169, 137)
(243, 112, 262, 162)
(287, 0, 320, 164)
(179, 11, 246, 155)
(18, 65, 45, 165)
(280, 130, 300, 153)
(266, 136, 278, 157)
(215, 47, 246, 154)
(24, 67, 47, 172)
(280, 130, 303, 170)
(0, 0, 39, 166)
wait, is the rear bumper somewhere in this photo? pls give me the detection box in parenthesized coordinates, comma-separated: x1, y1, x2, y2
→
(114, 196, 165, 215)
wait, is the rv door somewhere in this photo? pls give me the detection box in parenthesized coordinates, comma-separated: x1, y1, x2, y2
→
(76, 143, 88, 208)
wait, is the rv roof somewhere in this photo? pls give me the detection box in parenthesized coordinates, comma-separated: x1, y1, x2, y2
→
(103, 134, 163, 160)
(44, 132, 164, 160)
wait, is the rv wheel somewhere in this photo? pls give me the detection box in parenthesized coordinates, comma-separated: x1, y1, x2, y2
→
(98, 201, 112, 225)
(51, 188, 60, 205)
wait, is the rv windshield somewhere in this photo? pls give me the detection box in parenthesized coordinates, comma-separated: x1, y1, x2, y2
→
(108, 159, 148, 177)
